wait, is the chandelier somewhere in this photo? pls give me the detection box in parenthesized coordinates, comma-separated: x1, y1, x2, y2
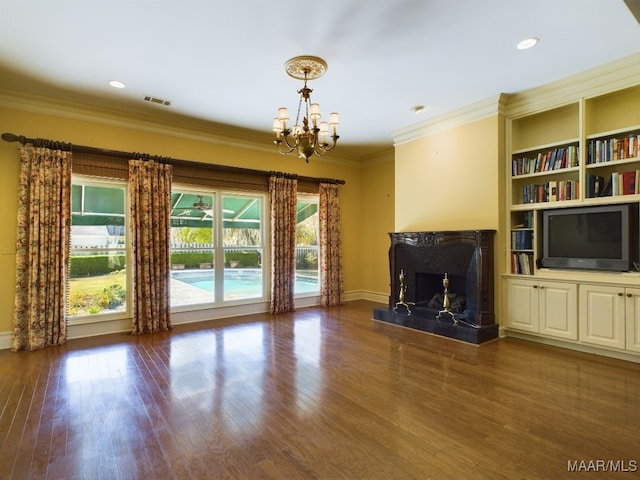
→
(272, 56, 339, 163)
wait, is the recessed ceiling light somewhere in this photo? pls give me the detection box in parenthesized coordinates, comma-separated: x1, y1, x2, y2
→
(411, 105, 426, 114)
(108, 80, 126, 89)
(516, 37, 539, 50)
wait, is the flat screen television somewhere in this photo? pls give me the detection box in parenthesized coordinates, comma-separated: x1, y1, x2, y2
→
(541, 203, 638, 272)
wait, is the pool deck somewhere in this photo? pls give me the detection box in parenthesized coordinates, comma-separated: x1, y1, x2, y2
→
(170, 277, 213, 306)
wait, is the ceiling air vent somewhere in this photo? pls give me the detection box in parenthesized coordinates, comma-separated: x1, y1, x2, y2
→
(143, 95, 172, 106)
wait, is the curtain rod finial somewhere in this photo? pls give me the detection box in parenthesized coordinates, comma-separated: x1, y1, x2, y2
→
(1, 132, 19, 143)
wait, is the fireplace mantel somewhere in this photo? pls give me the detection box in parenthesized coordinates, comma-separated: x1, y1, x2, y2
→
(374, 230, 498, 344)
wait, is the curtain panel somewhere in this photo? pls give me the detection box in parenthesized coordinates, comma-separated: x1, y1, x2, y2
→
(319, 183, 344, 307)
(129, 160, 173, 334)
(269, 174, 298, 313)
(13, 146, 72, 351)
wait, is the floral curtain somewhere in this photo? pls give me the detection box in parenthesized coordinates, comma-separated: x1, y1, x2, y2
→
(13, 146, 72, 351)
(129, 160, 173, 334)
(319, 182, 343, 306)
(269, 173, 297, 313)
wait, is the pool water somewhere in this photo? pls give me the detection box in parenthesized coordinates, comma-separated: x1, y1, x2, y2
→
(172, 269, 318, 297)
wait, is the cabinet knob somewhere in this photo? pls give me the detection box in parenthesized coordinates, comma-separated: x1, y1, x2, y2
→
(618, 292, 624, 296)
(539, 285, 544, 289)
(627, 293, 633, 298)
(532, 285, 538, 289)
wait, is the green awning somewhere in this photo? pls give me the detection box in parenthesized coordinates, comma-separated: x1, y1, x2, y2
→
(170, 193, 317, 229)
(72, 184, 126, 226)
(72, 187, 317, 229)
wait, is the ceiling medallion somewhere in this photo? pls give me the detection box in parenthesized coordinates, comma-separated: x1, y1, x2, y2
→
(284, 55, 327, 80)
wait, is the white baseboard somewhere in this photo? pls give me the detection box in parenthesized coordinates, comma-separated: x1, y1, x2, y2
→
(0, 331, 11, 350)
(505, 330, 640, 364)
(344, 290, 388, 304)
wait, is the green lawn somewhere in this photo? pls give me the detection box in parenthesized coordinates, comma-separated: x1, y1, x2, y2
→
(68, 271, 126, 315)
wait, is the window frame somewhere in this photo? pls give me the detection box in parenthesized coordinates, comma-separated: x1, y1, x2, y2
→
(295, 193, 321, 299)
(170, 185, 268, 311)
(68, 175, 131, 324)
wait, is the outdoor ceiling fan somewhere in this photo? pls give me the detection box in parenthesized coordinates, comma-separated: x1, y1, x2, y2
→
(191, 195, 210, 211)
(174, 195, 213, 220)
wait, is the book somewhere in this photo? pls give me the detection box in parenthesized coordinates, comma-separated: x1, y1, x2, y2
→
(548, 180, 557, 201)
(611, 172, 620, 196)
(622, 170, 636, 195)
(600, 176, 612, 197)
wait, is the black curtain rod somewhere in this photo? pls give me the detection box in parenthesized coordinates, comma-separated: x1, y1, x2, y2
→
(1, 132, 346, 185)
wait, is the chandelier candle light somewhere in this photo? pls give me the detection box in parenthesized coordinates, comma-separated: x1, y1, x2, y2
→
(272, 56, 339, 163)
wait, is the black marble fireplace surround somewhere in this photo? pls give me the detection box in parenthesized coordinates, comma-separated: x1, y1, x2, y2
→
(373, 230, 498, 344)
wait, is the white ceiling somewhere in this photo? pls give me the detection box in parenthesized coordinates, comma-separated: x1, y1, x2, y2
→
(1, 0, 639, 158)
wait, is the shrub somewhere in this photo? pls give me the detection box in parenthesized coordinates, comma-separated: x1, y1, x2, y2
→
(224, 251, 260, 268)
(170, 251, 213, 268)
(99, 284, 126, 309)
(70, 254, 126, 277)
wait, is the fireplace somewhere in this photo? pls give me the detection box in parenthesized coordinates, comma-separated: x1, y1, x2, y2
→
(373, 230, 498, 344)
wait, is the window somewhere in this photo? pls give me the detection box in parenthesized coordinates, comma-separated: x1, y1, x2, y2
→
(295, 195, 320, 296)
(170, 188, 265, 308)
(170, 191, 215, 306)
(223, 194, 264, 301)
(68, 176, 306, 317)
(68, 178, 128, 318)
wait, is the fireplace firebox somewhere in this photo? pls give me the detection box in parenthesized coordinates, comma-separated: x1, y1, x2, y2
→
(373, 230, 498, 344)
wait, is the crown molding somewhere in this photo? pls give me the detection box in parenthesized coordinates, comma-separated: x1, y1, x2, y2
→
(505, 52, 640, 118)
(362, 147, 395, 167)
(0, 87, 270, 149)
(392, 93, 507, 146)
(0, 87, 367, 167)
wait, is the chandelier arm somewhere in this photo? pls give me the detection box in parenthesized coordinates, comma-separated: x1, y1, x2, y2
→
(281, 134, 298, 150)
(274, 136, 297, 155)
(314, 135, 339, 155)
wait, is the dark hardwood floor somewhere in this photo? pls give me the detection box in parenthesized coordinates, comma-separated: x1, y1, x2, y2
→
(0, 300, 638, 479)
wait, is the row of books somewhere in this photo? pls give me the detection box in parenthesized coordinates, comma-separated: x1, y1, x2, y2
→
(585, 170, 640, 198)
(514, 210, 535, 229)
(521, 180, 579, 204)
(511, 230, 533, 250)
(511, 252, 533, 275)
(587, 133, 640, 164)
(512, 145, 579, 176)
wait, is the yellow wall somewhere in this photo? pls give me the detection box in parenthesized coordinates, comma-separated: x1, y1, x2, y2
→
(0, 106, 380, 334)
(0, 130, 20, 335)
(394, 116, 501, 232)
(360, 153, 395, 298)
(394, 115, 505, 324)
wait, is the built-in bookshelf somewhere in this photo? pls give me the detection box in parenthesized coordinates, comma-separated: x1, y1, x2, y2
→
(504, 66, 640, 362)
(510, 210, 534, 275)
(584, 129, 640, 199)
(507, 85, 640, 276)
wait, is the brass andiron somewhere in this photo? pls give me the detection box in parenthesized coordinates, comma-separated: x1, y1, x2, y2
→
(436, 273, 458, 325)
(436, 272, 480, 329)
(393, 268, 415, 315)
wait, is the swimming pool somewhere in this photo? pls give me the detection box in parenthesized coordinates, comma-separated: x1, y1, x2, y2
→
(171, 269, 319, 298)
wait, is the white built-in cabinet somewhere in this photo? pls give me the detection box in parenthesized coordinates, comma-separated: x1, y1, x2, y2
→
(626, 288, 640, 353)
(506, 279, 577, 340)
(507, 278, 640, 356)
(579, 284, 626, 349)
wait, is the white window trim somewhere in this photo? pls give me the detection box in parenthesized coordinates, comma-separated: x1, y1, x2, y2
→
(68, 175, 131, 325)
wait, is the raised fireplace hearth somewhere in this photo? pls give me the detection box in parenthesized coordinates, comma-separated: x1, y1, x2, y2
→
(373, 230, 498, 344)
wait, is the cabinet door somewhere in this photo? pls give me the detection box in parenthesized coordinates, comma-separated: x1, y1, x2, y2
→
(579, 284, 626, 349)
(625, 287, 640, 353)
(506, 279, 539, 333)
(539, 281, 577, 340)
